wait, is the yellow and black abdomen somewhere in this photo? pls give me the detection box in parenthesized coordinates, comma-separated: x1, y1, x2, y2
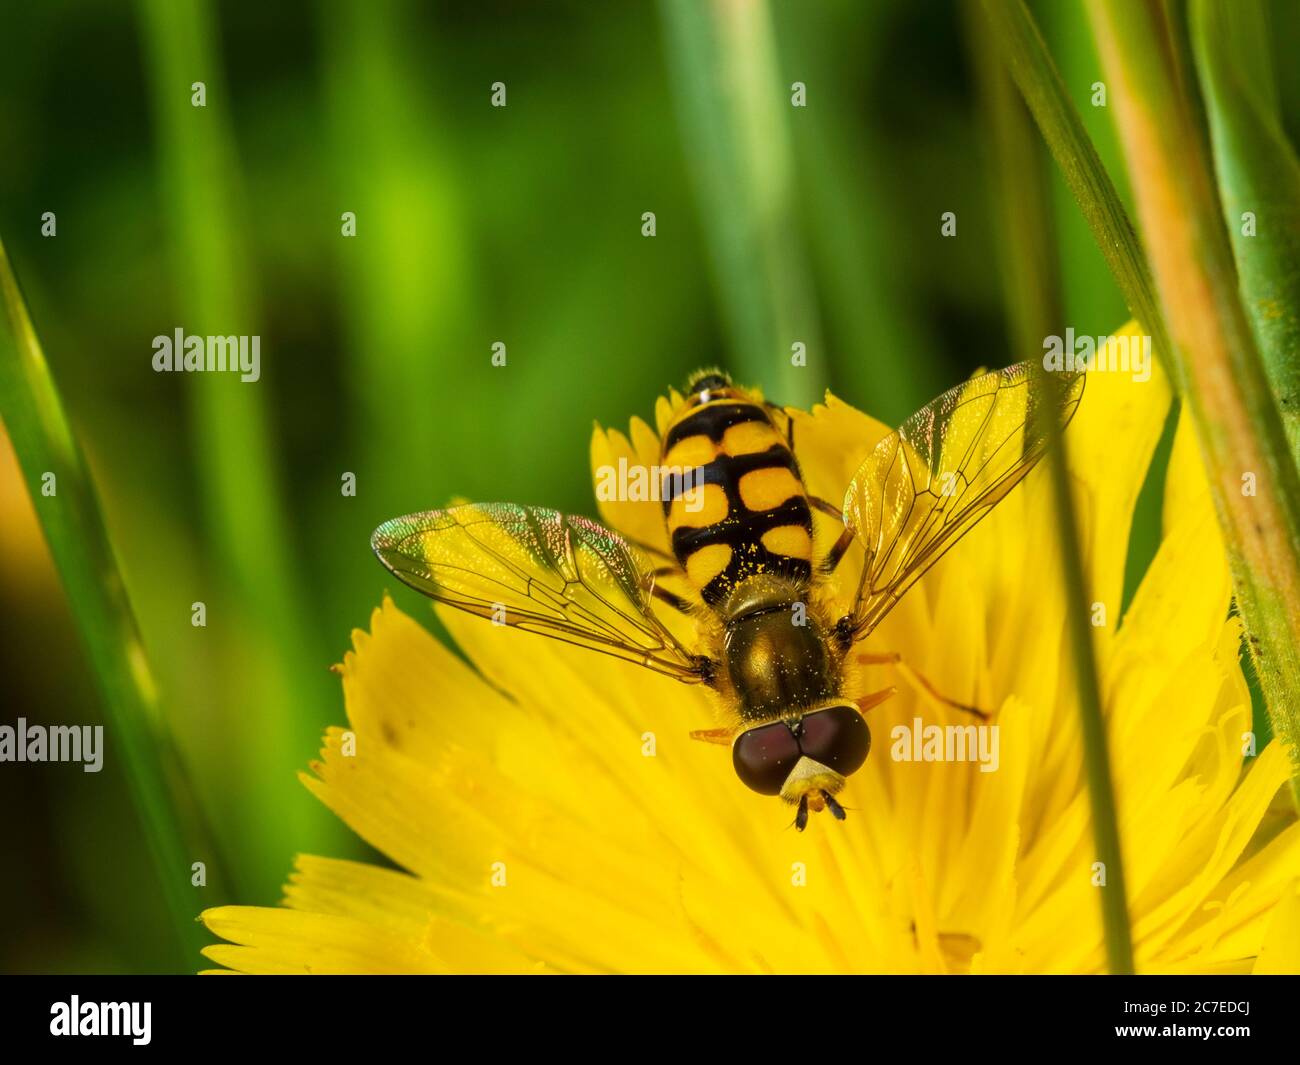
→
(660, 377, 813, 608)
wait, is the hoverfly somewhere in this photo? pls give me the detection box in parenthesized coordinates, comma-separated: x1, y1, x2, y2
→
(372, 364, 1084, 830)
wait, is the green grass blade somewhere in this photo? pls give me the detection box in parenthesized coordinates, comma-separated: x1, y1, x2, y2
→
(135, 0, 344, 896)
(1038, 0, 1131, 332)
(1089, 0, 1300, 790)
(1192, 0, 1300, 465)
(779, 5, 947, 422)
(980, 0, 1173, 370)
(658, 0, 823, 406)
(967, 5, 1134, 974)
(320, 0, 471, 517)
(967, 2, 1062, 353)
(0, 235, 217, 967)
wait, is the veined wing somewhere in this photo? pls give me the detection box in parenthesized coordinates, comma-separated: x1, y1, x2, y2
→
(843, 363, 1085, 638)
(372, 503, 708, 683)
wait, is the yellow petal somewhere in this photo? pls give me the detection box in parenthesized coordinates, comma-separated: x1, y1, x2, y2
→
(589, 417, 671, 555)
(1252, 881, 1300, 973)
(1064, 323, 1173, 662)
(201, 905, 445, 974)
(200, 346, 1300, 975)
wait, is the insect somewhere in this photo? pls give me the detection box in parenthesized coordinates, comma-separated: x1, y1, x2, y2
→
(372, 364, 1084, 830)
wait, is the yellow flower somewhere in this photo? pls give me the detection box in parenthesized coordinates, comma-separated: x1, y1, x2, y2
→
(201, 325, 1300, 974)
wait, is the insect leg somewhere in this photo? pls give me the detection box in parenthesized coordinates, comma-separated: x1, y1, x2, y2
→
(651, 583, 694, 615)
(854, 686, 897, 715)
(820, 526, 854, 574)
(858, 652, 991, 720)
(802, 494, 853, 574)
(763, 400, 795, 450)
(794, 794, 809, 832)
(809, 495, 843, 519)
(625, 535, 679, 566)
(822, 791, 847, 821)
(759, 402, 855, 576)
(763, 400, 846, 533)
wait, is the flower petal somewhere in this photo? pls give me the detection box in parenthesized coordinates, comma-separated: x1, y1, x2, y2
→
(1252, 879, 1300, 973)
(589, 417, 671, 554)
(200, 905, 445, 975)
(1063, 323, 1173, 660)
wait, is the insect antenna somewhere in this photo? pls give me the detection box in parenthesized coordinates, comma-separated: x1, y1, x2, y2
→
(822, 791, 847, 821)
(794, 794, 809, 832)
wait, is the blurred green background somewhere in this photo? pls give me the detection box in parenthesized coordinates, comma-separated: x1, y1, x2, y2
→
(1, 0, 1296, 973)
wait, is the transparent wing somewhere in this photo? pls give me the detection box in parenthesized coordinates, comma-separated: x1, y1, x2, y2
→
(372, 503, 708, 683)
(843, 364, 1085, 637)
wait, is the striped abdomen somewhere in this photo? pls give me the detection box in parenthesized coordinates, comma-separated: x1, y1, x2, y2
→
(660, 381, 813, 607)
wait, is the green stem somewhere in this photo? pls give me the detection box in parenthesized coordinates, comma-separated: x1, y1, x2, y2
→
(981, 0, 1174, 373)
(1192, 0, 1300, 467)
(969, 3, 1134, 975)
(1087, 0, 1300, 789)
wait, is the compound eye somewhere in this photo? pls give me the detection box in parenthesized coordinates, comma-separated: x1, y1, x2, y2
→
(796, 705, 871, 776)
(732, 722, 801, 795)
